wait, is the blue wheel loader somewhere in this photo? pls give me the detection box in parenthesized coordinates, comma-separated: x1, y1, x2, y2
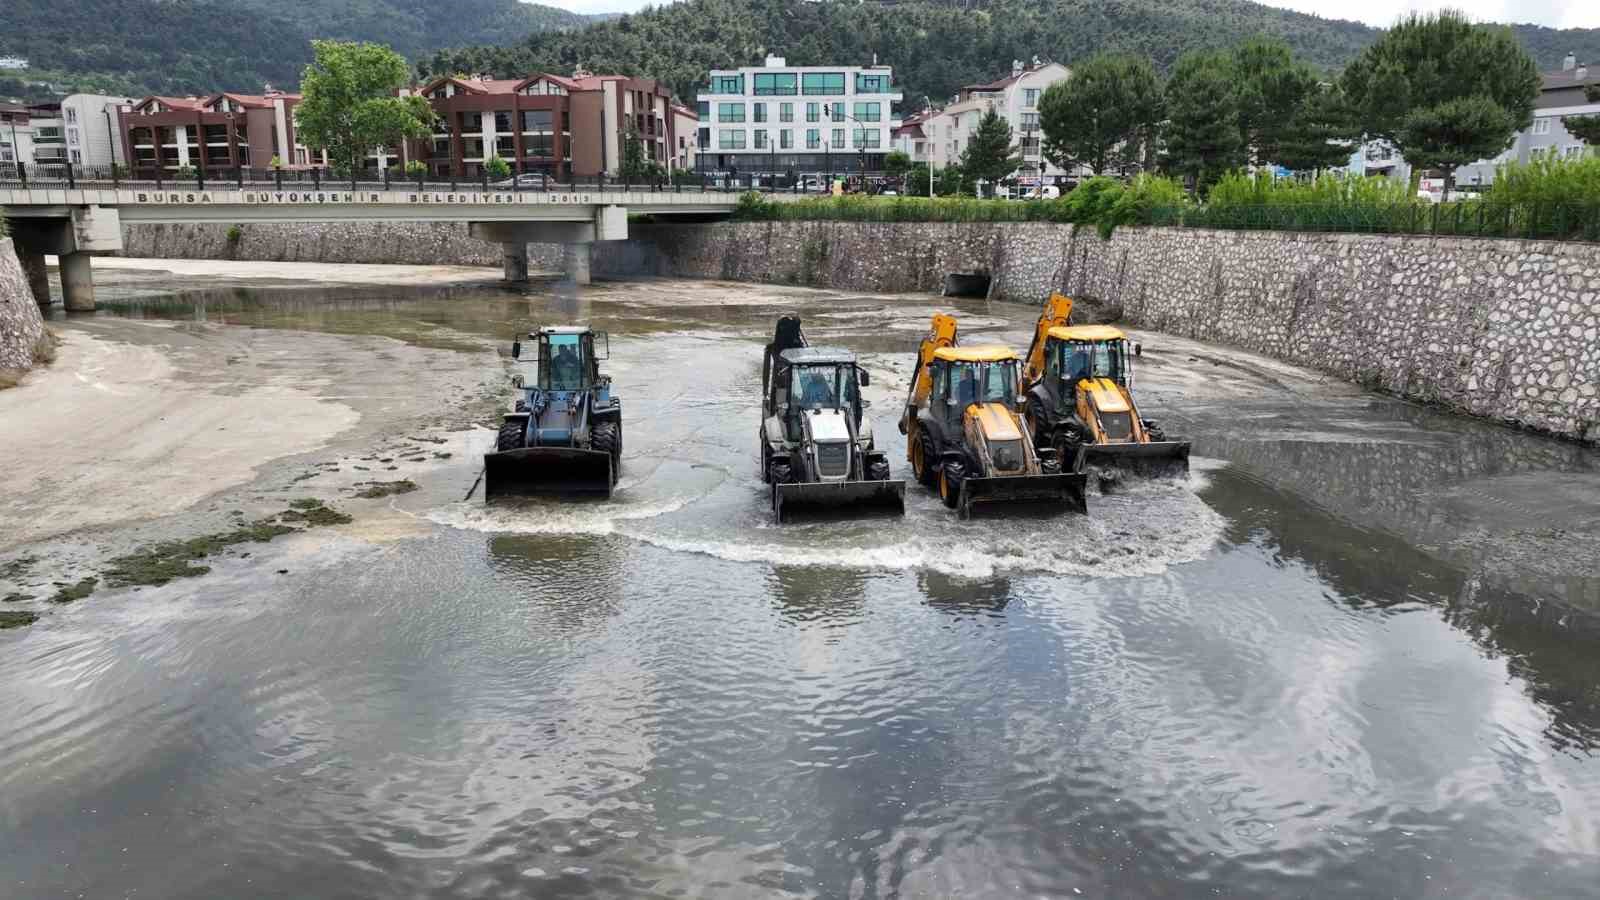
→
(485, 326, 621, 500)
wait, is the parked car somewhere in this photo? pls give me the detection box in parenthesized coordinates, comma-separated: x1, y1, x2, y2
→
(493, 173, 556, 190)
(1024, 185, 1061, 200)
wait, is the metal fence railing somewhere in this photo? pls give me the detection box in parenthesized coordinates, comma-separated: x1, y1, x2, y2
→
(0, 161, 835, 195)
(1151, 202, 1600, 243)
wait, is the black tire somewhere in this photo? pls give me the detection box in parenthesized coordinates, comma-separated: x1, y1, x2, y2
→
(1040, 452, 1062, 476)
(939, 458, 965, 509)
(592, 420, 620, 463)
(768, 460, 792, 485)
(866, 456, 892, 481)
(1144, 419, 1167, 442)
(761, 440, 773, 483)
(496, 420, 525, 452)
(915, 433, 939, 487)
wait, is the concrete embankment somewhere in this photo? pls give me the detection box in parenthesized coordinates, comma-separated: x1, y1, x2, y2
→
(0, 237, 49, 381)
(121, 220, 1600, 442)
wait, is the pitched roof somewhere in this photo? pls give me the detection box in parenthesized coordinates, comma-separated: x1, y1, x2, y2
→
(1540, 69, 1600, 91)
(133, 95, 207, 112)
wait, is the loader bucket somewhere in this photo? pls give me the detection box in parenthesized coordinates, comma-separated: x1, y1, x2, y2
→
(958, 472, 1088, 518)
(1079, 440, 1191, 479)
(483, 447, 615, 501)
(774, 479, 907, 523)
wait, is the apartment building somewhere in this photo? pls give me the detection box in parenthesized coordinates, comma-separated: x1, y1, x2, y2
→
(890, 108, 935, 162)
(26, 103, 65, 167)
(59, 94, 134, 167)
(410, 71, 683, 179)
(1453, 55, 1598, 187)
(922, 59, 1072, 184)
(120, 89, 304, 172)
(695, 55, 902, 176)
(1, 102, 35, 168)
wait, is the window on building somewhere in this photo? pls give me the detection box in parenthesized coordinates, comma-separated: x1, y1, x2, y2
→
(522, 109, 553, 132)
(494, 111, 514, 133)
(830, 102, 844, 122)
(718, 103, 745, 123)
(66, 127, 79, 145)
(495, 135, 515, 156)
(855, 73, 889, 94)
(753, 102, 767, 123)
(1565, 145, 1585, 158)
(1021, 112, 1039, 130)
(1532, 118, 1551, 135)
(780, 129, 792, 149)
(719, 130, 746, 149)
(462, 112, 483, 132)
(698, 127, 709, 151)
(525, 133, 554, 157)
(806, 128, 820, 149)
(778, 102, 794, 123)
(802, 72, 846, 95)
(1023, 88, 1040, 108)
(832, 128, 845, 148)
(1020, 136, 1040, 155)
(697, 100, 710, 118)
(852, 102, 881, 122)
(852, 128, 881, 149)
(710, 75, 745, 94)
(806, 102, 820, 123)
(462, 137, 485, 159)
(754, 72, 798, 95)
(754, 129, 767, 149)
(70, 148, 82, 163)
(65, 107, 78, 124)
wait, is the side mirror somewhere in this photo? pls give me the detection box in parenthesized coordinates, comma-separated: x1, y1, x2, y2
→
(858, 368, 871, 387)
(511, 340, 521, 359)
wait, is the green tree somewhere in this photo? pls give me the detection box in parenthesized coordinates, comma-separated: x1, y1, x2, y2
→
(958, 109, 1021, 195)
(295, 40, 435, 176)
(484, 155, 511, 179)
(1273, 83, 1360, 173)
(619, 126, 665, 182)
(883, 149, 912, 177)
(1562, 84, 1600, 150)
(1341, 11, 1539, 190)
(1161, 51, 1245, 193)
(1038, 53, 1163, 175)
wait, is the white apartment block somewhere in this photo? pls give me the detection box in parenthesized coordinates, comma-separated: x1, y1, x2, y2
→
(60, 94, 132, 167)
(695, 55, 902, 175)
(921, 60, 1073, 184)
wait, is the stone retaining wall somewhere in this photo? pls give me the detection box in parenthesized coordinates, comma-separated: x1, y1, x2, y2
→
(0, 238, 48, 376)
(119, 219, 1600, 442)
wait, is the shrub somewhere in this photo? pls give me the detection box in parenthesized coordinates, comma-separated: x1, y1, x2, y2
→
(1486, 150, 1600, 207)
(225, 224, 242, 243)
(173, 165, 197, 182)
(484, 156, 511, 179)
(404, 159, 427, 177)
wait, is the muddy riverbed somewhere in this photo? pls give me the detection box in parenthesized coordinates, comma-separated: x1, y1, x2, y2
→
(2, 261, 1599, 898)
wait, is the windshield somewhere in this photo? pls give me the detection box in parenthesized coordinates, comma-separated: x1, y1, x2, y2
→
(1058, 340, 1125, 384)
(789, 364, 858, 410)
(949, 361, 1017, 407)
(545, 333, 586, 391)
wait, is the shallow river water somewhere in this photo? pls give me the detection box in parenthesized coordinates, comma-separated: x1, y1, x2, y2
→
(3, 274, 1600, 899)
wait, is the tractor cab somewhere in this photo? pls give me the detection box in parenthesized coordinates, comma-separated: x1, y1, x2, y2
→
(766, 347, 868, 441)
(1044, 325, 1133, 394)
(514, 326, 609, 394)
(924, 346, 1020, 425)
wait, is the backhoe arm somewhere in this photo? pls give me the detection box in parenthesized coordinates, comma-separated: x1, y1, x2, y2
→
(899, 312, 958, 434)
(1022, 292, 1074, 385)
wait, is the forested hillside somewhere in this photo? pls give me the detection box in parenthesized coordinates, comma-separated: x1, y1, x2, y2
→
(421, 0, 1600, 107)
(0, 0, 590, 100)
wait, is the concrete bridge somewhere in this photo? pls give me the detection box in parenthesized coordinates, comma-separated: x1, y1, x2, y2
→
(0, 183, 758, 309)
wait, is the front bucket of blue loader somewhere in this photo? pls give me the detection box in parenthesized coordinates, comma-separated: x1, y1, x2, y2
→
(773, 479, 907, 523)
(483, 447, 615, 501)
(1079, 440, 1191, 479)
(958, 472, 1088, 519)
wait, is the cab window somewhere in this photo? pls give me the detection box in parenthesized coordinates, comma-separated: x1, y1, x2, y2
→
(545, 333, 586, 390)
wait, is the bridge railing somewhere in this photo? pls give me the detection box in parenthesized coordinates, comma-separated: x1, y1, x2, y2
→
(0, 161, 838, 196)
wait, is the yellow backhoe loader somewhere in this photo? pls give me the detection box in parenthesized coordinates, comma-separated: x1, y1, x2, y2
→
(1021, 293, 1191, 480)
(899, 313, 1087, 517)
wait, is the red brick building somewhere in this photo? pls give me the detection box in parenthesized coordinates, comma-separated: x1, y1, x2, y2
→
(120, 90, 307, 173)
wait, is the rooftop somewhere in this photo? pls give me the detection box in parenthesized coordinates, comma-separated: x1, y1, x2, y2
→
(934, 346, 1017, 363)
(780, 346, 858, 365)
(1047, 325, 1127, 343)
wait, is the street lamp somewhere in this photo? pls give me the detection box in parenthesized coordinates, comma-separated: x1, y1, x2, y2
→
(823, 105, 871, 192)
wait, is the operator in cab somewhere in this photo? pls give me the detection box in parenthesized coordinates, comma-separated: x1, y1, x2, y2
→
(801, 369, 836, 407)
(551, 343, 582, 389)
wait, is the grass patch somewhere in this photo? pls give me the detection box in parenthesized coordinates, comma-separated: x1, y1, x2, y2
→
(288, 498, 323, 510)
(104, 521, 296, 587)
(354, 480, 418, 499)
(280, 501, 353, 526)
(1, 555, 39, 579)
(0, 611, 39, 630)
(49, 577, 99, 604)
(3, 593, 34, 603)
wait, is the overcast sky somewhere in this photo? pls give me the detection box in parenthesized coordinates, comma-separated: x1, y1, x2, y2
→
(529, 0, 1598, 30)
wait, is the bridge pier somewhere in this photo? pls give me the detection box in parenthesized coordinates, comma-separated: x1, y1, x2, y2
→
(59, 253, 96, 312)
(15, 248, 50, 306)
(502, 243, 530, 283)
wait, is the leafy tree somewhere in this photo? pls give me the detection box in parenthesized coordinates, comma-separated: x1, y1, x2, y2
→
(1562, 84, 1600, 150)
(1273, 83, 1360, 173)
(295, 40, 435, 176)
(958, 109, 1021, 195)
(904, 162, 963, 196)
(619, 126, 665, 181)
(1161, 51, 1245, 193)
(1341, 11, 1539, 189)
(1038, 53, 1163, 175)
(883, 150, 913, 177)
(484, 155, 511, 179)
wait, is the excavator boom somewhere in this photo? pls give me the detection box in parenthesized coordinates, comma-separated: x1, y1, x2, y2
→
(900, 312, 959, 434)
(1022, 292, 1074, 385)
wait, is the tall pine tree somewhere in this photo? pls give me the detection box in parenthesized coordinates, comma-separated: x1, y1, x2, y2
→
(958, 109, 1023, 195)
(1161, 51, 1245, 192)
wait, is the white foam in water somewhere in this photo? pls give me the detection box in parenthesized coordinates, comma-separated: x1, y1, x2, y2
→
(428, 494, 698, 537)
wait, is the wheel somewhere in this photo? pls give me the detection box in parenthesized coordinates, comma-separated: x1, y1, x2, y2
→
(913, 433, 939, 487)
(592, 420, 620, 463)
(1144, 419, 1167, 442)
(761, 440, 773, 483)
(1040, 451, 1062, 476)
(939, 458, 965, 509)
(866, 456, 892, 481)
(767, 459, 793, 486)
(496, 420, 525, 452)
